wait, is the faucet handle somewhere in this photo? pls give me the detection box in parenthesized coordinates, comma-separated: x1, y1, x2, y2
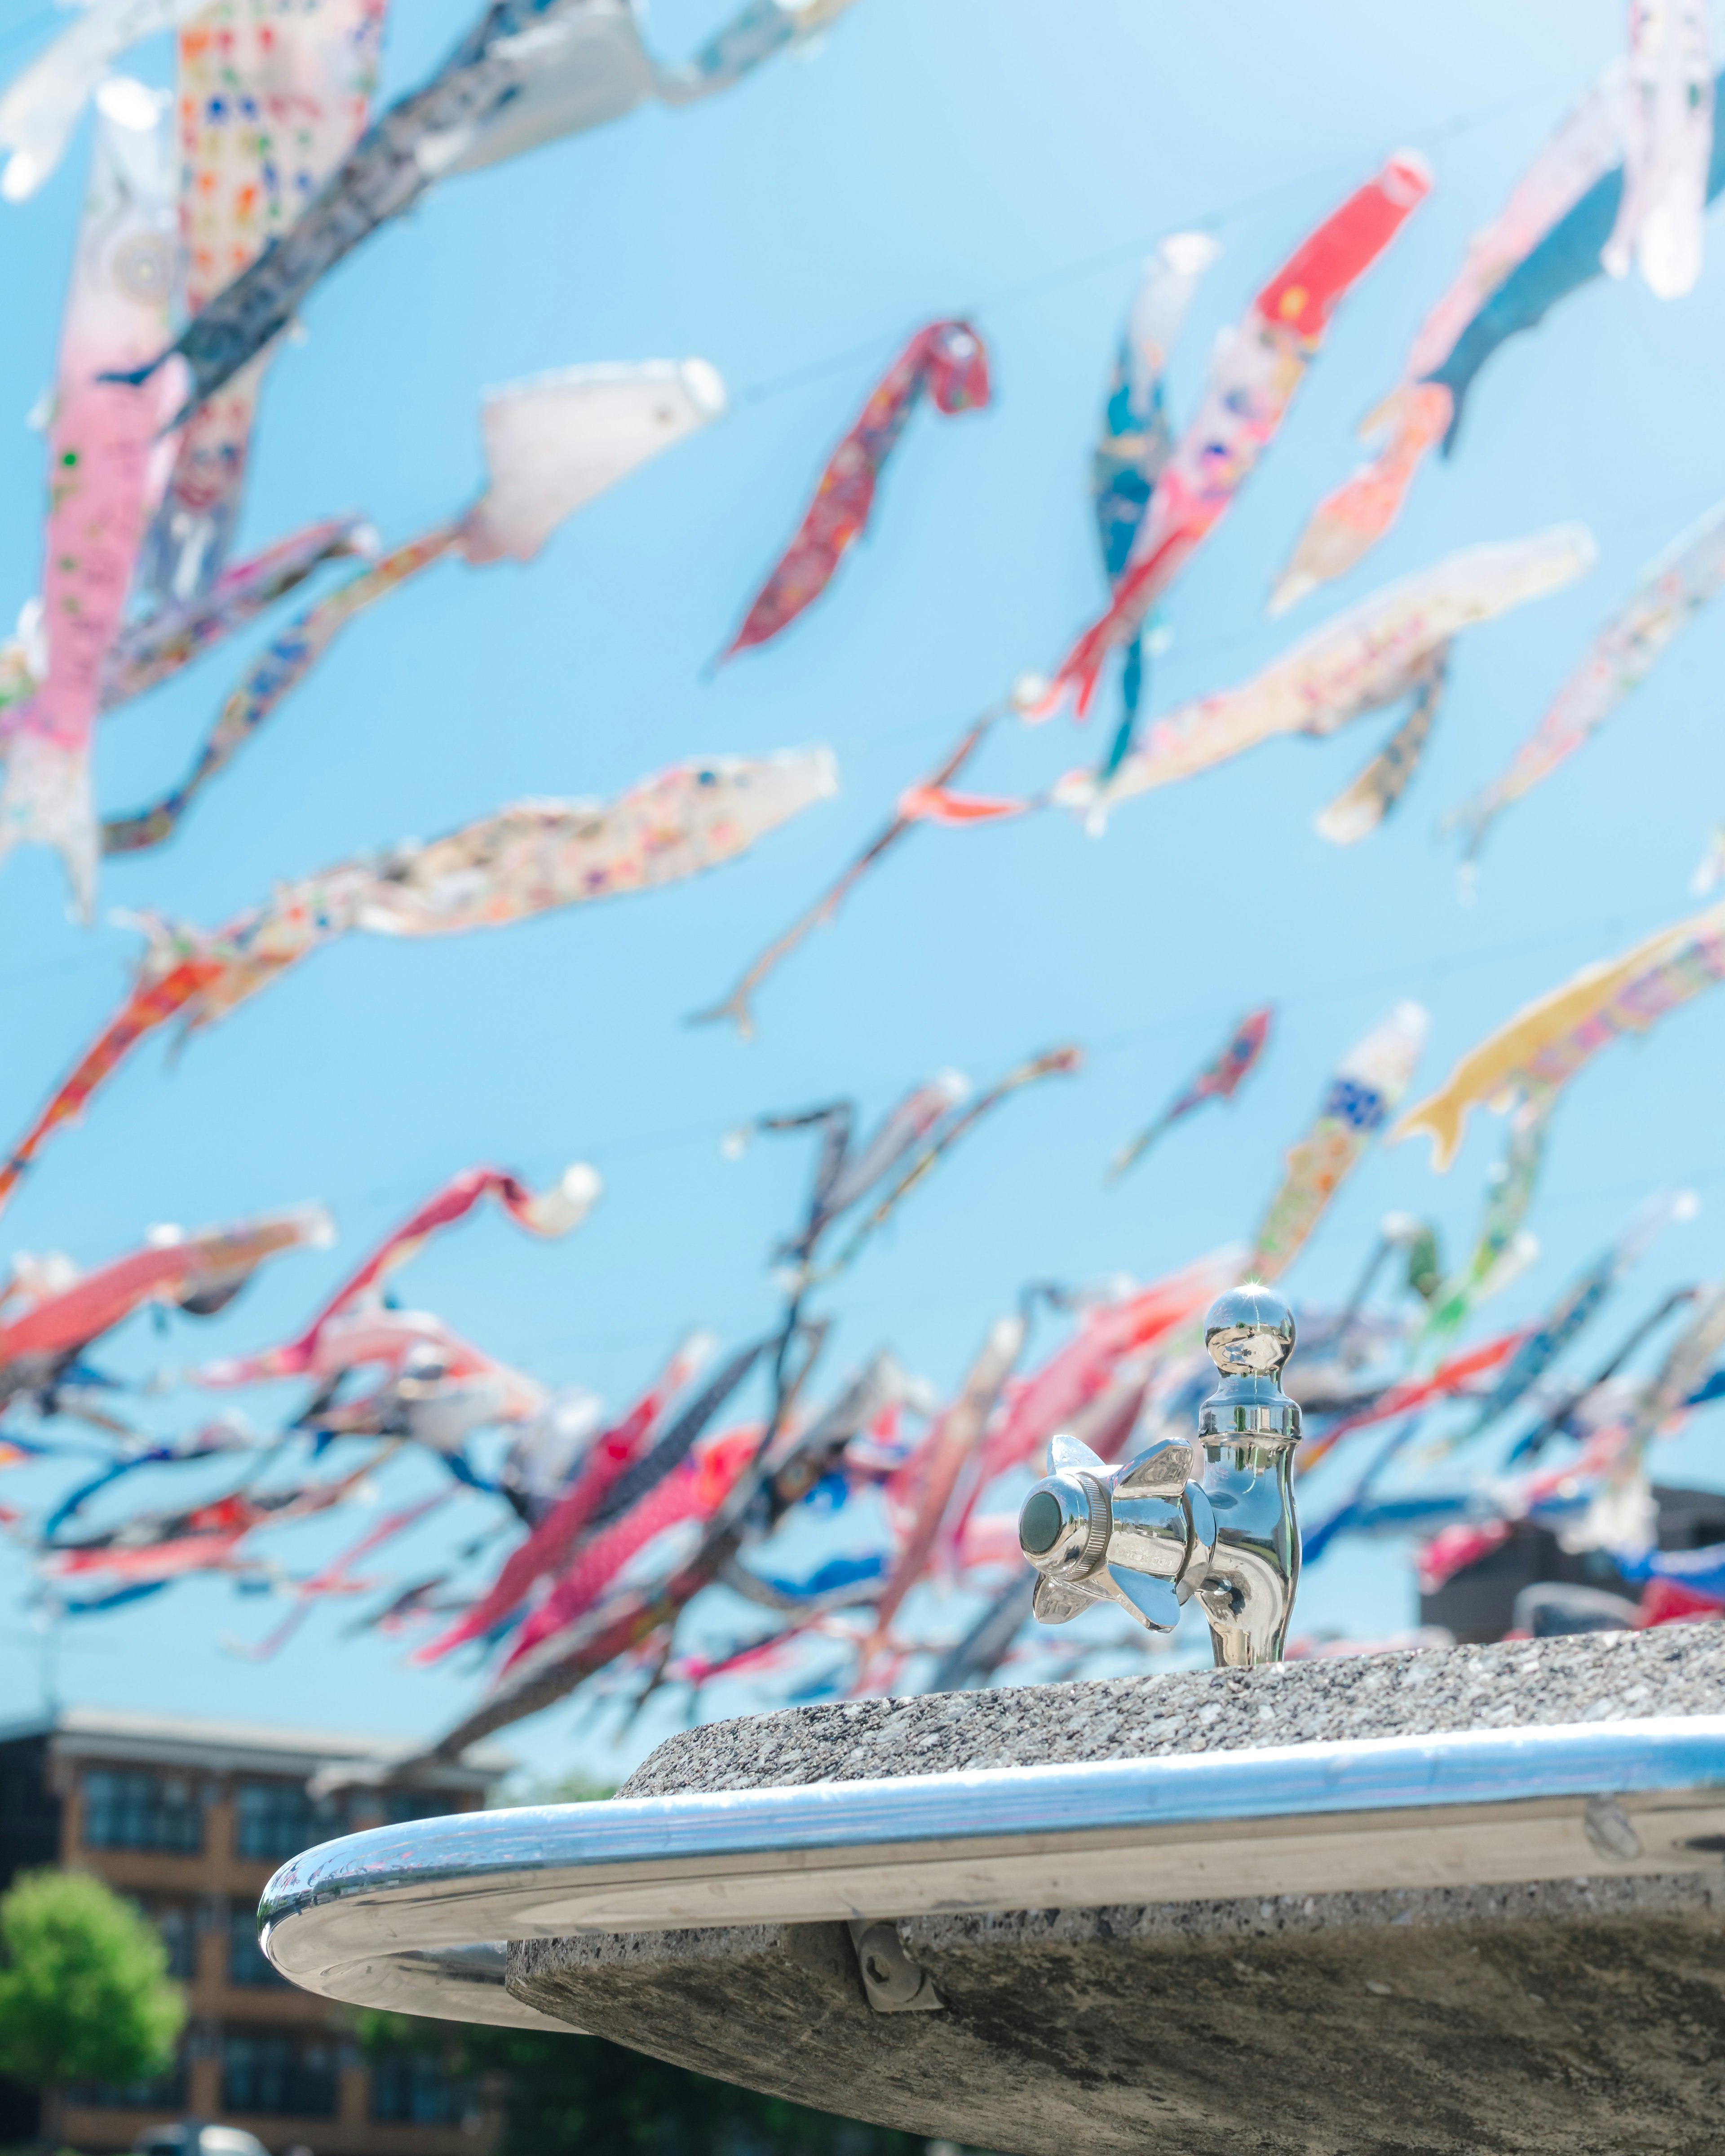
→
(1018, 1432, 1213, 1637)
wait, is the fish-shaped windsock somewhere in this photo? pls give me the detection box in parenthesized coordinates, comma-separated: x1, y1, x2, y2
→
(0, 519, 380, 725)
(1092, 234, 1221, 587)
(1606, 0, 1714, 297)
(416, 1336, 712, 1662)
(1448, 498, 1725, 865)
(142, 0, 389, 605)
(0, 1205, 333, 1401)
(855, 1313, 1025, 1679)
(1477, 1188, 1698, 1451)
(194, 1163, 600, 1389)
(1416, 1093, 1554, 1359)
(1276, 53, 1725, 610)
(109, 0, 860, 424)
(1056, 527, 1594, 825)
(1089, 234, 1219, 769)
(0, 80, 179, 919)
(1040, 153, 1430, 718)
(1393, 899, 1725, 1172)
(721, 321, 990, 659)
(105, 359, 729, 855)
(0, 747, 837, 1217)
(1107, 1007, 1273, 1182)
(1249, 1001, 1429, 1283)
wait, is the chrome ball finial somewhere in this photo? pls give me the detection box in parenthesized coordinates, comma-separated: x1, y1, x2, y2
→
(1203, 1284, 1296, 1378)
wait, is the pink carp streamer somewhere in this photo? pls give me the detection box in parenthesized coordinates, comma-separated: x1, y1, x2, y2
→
(1039, 153, 1431, 718)
(493, 1423, 762, 1680)
(226, 1489, 450, 1661)
(0, 81, 181, 917)
(1250, 1002, 1428, 1284)
(722, 320, 990, 659)
(0, 748, 836, 1218)
(146, 0, 388, 602)
(196, 1163, 600, 1387)
(1273, 66, 1628, 612)
(1605, 0, 1713, 297)
(0, 1206, 332, 1394)
(1394, 898, 1725, 1173)
(856, 1313, 1025, 1680)
(1107, 1006, 1274, 1183)
(1449, 498, 1725, 866)
(417, 1339, 709, 1662)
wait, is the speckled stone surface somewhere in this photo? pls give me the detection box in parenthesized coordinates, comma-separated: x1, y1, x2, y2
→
(620, 1624, 1725, 1798)
(508, 1629, 1725, 2154)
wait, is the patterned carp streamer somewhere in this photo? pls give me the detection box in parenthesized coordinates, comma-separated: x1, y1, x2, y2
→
(0, 748, 837, 1216)
(1249, 1001, 1429, 1283)
(1416, 1091, 1555, 1358)
(0, 81, 180, 920)
(1604, 0, 1713, 296)
(721, 321, 990, 659)
(142, 0, 389, 604)
(110, 0, 862, 421)
(1089, 233, 1219, 771)
(0, 517, 377, 721)
(1449, 497, 1725, 865)
(1053, 526, 1594, 825)
(104, 359, 727, 854)
(1276, 56, 1725, 610)
(1106, 1006, 1274, 1184)
(1314, 645, 1448, 847)
(1393, 897, 1725, 1173)
(1039, 152, 1431, 719)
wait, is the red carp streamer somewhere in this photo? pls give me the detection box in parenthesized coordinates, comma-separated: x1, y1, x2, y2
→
(723, 319, 991, 657)
(1043, 154, 1431, 717)
(195, 1162, 600, 1387)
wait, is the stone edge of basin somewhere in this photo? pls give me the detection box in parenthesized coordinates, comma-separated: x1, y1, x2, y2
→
(506, 1626, 1725, 2156)
(619, 1624, 1725, 1799)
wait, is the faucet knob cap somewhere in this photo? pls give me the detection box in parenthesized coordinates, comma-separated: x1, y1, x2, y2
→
(1199, 1285, 1300, 1444)
(1204, 1285, 1296, 1377)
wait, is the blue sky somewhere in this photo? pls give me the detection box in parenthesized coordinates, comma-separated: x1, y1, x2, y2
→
(4, 0, 1725, 1787)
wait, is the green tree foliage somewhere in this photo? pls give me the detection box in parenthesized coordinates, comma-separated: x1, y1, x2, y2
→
(361, 2012, 926, 2156)
(0, 1870, 185, 2094)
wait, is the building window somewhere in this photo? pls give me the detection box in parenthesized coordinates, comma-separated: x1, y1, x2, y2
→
(370, 2050, 476, 2126)
(155, 1904, 196, 1981)
(234, 1780, 346, 1860)
(72, 2060, 186, 2110)
(221, 2032, 337, 2118)
(383, 1789, 459, 1826)
(81, 1768, 202, 1853)
(227, 1905, 287, 1987)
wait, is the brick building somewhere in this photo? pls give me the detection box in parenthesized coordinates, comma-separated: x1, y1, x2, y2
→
(0, 1707, 511, 2156)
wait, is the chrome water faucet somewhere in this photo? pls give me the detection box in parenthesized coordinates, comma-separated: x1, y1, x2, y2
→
(1017, 1285, 1303, 1667)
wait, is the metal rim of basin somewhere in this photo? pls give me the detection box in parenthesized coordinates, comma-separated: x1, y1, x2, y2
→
(257, 1714, 1725, 2031)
